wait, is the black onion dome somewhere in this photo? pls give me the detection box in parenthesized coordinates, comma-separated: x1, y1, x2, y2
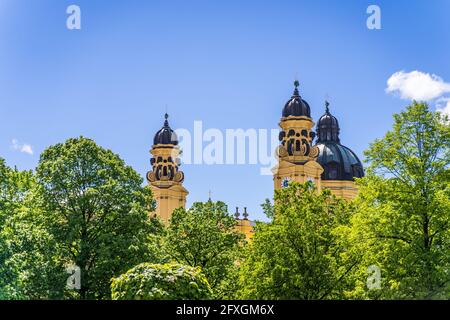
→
(315, 102, 364, 181)
(317, 101, 340, 143)
(282, 80, 311, 118)
(153, 113, 178, 145)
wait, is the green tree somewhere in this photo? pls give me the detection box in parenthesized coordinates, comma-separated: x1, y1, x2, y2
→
(164, 200, 244, 298)
(238, 182, 357, 299)
(0, 158, 16, 298)
(111, 262, 213, 300)
(2, 204, 67, 299)
(34, 137, 161, 299)
(349, 102, 450, 299)
(0, 158, 65, 299)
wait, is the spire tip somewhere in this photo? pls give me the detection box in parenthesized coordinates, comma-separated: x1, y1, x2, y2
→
(325, 100, 330, 113)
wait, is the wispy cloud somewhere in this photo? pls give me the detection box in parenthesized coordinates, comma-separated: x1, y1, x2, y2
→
(436, 97, 450, 117)
(11, 139, 34, 155)
(386, 70, 450, 101)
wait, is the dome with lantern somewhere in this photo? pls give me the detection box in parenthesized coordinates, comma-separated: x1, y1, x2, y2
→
(315, 101, 364, 181)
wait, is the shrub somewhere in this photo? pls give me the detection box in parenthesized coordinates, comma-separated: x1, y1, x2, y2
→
(111, 262, 213, 300)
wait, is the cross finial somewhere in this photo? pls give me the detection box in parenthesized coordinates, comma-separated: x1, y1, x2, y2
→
(163, 111, 169, 127)
(293, 79, 300, 96)
(324, 94, 330, 113)
(325, 100, 330, 113)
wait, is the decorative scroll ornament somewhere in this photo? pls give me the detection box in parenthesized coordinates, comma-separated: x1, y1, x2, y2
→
(276, 145, 288, 158)
(147, 171, 156, 183)
(174, 171, 184, 183)
(309, 145, 319, 158)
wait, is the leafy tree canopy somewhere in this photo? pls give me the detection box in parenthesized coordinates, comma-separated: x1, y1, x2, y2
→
(34, 137, 161, 299)
(349, 102, 450, 299)
(238, 182, 357, 299)
(164, 200, 244, 298)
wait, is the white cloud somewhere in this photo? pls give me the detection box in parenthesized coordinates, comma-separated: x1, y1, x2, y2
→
(386, 70, 450, 101)
(11, 139, 34, 155)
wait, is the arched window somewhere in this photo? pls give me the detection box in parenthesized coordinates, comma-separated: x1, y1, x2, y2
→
(295, 140, 301, 152)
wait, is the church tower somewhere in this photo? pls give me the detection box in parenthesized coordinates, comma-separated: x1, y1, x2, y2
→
(315, 101, 364, 199)
(147, 113, 188, 223)
(273, 81, 324, 190)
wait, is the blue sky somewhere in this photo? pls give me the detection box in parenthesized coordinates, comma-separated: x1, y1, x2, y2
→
(1, 0, 449, 221)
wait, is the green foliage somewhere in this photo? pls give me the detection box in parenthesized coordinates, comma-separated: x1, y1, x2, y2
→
(2, 206, 67, 299)
(0, 159, 65, 299)
(238, 182, 357, 299)
(164, 201, 244, 298)
(349, 102, 450, 299)
(32, 137, 161, 299)
(3, 102, 450, 301)
(111, 262, 212, 300)
(0, 159, 64, 299)
(0, 158, 16, 298)
(261, 198, 274, 220)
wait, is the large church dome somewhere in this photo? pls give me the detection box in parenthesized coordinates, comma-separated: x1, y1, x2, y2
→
(315, 102, 364, 181)
(317, 142, 364, 180)
(282, 80, 311, 118)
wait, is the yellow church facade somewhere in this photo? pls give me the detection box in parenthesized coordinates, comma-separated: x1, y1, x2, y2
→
(147, 81, 364, 239)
